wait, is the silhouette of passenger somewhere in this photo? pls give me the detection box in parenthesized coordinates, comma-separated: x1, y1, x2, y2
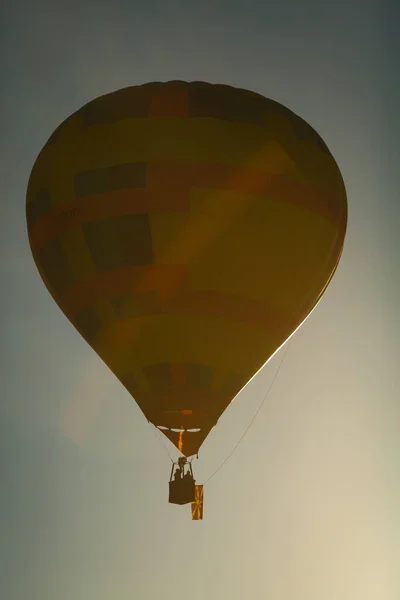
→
(183, 470, 192, 482)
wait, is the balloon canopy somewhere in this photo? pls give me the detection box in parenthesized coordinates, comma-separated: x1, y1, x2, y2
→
(26, 81, 347, 457)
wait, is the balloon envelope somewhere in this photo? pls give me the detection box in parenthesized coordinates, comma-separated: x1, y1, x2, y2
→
(26, 81, 347, 456)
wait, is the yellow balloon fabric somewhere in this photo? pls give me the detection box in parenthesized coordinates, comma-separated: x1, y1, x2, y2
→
(26, 81, 347, 457)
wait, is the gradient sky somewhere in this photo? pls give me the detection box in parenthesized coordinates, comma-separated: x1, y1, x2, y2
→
(2, 1, 399, 599)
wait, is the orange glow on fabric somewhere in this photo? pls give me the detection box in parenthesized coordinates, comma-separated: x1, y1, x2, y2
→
(178, 429, 184, 453)
(191, 485, 203, 520)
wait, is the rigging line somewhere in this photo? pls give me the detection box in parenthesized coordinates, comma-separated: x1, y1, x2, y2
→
(148, 422, 174, 463)
(203, 340, 291, 485)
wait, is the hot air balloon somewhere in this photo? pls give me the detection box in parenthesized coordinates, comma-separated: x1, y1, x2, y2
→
(26, 81, 347, 510)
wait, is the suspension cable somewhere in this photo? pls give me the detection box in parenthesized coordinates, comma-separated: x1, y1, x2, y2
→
(148, 422, 174, 463)
(203, 341, 291, 485)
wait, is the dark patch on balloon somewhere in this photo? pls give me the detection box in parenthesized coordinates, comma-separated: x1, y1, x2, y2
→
(39, 237, 75, 294)
(83, 214, 153, 272)
(108, 162, 147, 190)
(27, 189, 51, 225)
(185, 364, 214, 389)
(74, 307, 102, 342)
(290, 118, 330, 154)
(115, 214, 153, 266)
(74, 168, 109, 198)
(79, 85, 161, 126)
(188, 85, 266, 126)
(144, 363, 172, 392)
(74, 163, 147, 199)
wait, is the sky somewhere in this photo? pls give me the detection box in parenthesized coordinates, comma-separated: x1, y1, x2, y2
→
(1, 1, 399, 599)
